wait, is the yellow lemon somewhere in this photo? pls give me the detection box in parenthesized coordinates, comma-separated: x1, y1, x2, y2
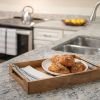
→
(76, 19, 86, 25)
(70, 19, 77, 24)
(76, 19, 81, 25)
(79, 19, 86, 24)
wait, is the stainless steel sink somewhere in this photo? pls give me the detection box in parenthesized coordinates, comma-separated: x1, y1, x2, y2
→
(52, 36, 100, 55)
(63, 45, 100, 55)
(67, 36, 100, 48)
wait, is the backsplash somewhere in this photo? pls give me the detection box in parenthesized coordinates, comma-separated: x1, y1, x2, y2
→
(0, 11, 19, 19)
(0, 0, 99, 16)
(0, 11, 90, 20)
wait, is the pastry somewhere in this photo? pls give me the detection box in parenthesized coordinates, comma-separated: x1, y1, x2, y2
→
(71, 62, 85, 73)
(48, 62, 70, 74)
(58, 55, 75, 67)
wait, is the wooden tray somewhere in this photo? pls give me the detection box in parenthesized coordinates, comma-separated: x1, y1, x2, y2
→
(9, 59, 100, 94)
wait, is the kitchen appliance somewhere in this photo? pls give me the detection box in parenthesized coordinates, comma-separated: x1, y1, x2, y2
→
(0, 16, 44, 61)
(0, 28, 33, 61)
(22, 6, 33, 24)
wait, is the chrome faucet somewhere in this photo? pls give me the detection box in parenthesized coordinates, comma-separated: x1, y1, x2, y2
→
(90, 1, 100, 22)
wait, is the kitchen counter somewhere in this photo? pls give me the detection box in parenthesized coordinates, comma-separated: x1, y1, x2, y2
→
(1, 21, 100, 100)
(50, 22, 100, 48)
(34, 18, 100, 32)
(1, 48, 100, 100)
(34, 20, 86, 31)
(0, 18, 33, 30)
(0, 17, 44, 30)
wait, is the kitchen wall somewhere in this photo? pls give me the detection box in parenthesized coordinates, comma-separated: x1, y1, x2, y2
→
(0, 0, 100, 16)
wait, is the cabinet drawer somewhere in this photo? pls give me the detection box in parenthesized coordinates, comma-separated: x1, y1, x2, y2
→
(34, 40, 53, 49)
(34, 28, 63, 41)
(34, 39, 53, 45)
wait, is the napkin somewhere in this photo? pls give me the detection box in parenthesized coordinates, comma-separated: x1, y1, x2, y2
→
(21, 65, 53, 79)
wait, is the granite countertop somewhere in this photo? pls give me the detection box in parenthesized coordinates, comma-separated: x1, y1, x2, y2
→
(0, 21, 100, 100)
(0, 17, 44, 30)
(0, 18, 33, 29)
(34, 20, 85, 31)
(1, 48, 100, 100)
(34, 17, 100, 31)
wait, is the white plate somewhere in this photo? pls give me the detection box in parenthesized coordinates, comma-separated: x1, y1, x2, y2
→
(42, 59, 88, 76)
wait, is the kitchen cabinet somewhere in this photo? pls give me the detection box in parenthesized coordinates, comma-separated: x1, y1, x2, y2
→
(34, 39, 53, 48)
(34, 28, 80, 49)
(33, 20, 83, 48)
(34, 28, 63, 48)
(34, 28, 80, 48)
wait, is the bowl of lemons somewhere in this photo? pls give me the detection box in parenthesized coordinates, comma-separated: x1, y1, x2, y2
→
(63, 18, 87, 26)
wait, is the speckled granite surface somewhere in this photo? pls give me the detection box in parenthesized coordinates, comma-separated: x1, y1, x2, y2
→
(0, 47, 100, 100)
(0, 15, 100, 99)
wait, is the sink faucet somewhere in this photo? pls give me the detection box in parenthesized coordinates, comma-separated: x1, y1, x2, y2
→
(90, 1, 100, 22)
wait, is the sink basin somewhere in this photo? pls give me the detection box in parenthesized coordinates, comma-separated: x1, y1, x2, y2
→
(67, 36, 100, 48)
(63, 45, 100, 55)
(52, 36, 100, 55)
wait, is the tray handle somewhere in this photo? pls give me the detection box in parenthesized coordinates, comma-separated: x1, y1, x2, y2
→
(9, 64, 29, 92)
(9, 64, 29, 81)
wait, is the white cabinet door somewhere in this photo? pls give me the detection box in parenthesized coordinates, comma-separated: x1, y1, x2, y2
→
(34, 28, 63, 48)
(34, 28, 79, 49)
(34, 39, 53, 48)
